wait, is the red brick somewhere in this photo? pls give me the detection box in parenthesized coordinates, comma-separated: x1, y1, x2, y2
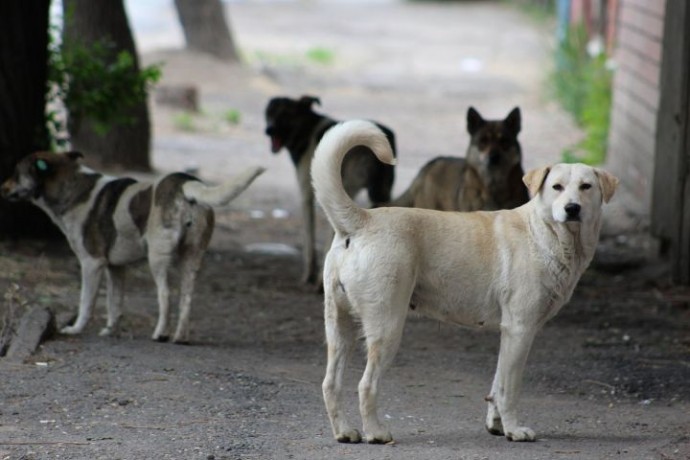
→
(617, 23, 663, 62)
(619, 2, 664, 39)
(623, 0, 666, 17)
(614, 68, 661, 110)
(614, 46, 661, 86)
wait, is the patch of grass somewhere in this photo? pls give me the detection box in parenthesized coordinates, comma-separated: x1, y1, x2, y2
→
(253, 50, 301, 68)
(224, 109, 241, 125)
(251, 47, 336, 68)
(550, 24, 613, 165)
(172, 112, 196, 132)
(305, 47, 335, 65)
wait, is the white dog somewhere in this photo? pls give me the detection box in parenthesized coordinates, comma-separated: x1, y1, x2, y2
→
(311, 120, 618, 444)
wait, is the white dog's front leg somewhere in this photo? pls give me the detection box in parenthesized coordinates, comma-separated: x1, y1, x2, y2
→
(61, 260, 104, 335)
(100, 266, 125, 337)
(490, 323, 538, 442)
(485, 372, 505, 436)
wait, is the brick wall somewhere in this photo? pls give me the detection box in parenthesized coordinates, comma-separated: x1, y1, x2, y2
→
(605, 0, 666, 220)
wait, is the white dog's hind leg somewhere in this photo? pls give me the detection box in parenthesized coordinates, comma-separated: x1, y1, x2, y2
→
(149, 251, 173, 342)
(322, 292, 361, 443)
(100, 266, 125, 336)
(358, 308, 407, 444)
(492, 323, 538, 442)
(61, 260, 104, 335)
(172, 250, 204, 344)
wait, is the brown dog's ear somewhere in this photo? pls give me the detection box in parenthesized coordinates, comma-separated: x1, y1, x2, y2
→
(298, 95, 321, 109)
(65, 151, 84, 161)
(505, 107, 521, 135)
(523, 166, 550, 198)
(466, 106, 485, 135)
(595, 168, 619, 203)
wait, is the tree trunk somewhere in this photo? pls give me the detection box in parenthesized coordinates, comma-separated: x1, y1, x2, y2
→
(174, 0, 240, 62)
(0, 0, 61, 238)
(62, 0, 151, 171)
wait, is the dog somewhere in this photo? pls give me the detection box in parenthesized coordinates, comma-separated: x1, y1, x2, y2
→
(391, 107, 529, 211)
(311, 120, 618, 444)
(1, 151, 264, 343)
(264, 95, 397, 284)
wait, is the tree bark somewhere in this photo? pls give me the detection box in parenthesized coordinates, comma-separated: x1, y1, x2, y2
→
(0, 0, 61, 238)
(174, 0, 240, 62)
(62, 0, 151, 171)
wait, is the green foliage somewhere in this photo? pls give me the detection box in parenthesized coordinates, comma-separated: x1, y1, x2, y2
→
(172, 112, 196, 131)
(551, 24, 612, 165)
(224, 109, 242, 125)
(47, 30, 162, 145)
(252, 46, 336, 68)
(305, 47, 335, 65)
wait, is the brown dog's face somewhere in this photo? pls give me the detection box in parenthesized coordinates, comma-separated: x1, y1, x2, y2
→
(264, 95, 321, 154)
(465, 107, 522, 181)
(1, 151, 83, 202)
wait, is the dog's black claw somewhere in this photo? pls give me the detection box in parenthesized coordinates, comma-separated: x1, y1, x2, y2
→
(154, 335, 169, 343)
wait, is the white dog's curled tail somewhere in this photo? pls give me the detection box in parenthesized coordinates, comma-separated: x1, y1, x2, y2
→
(311, 120, 396, 235)
(183, 166, 265, 207)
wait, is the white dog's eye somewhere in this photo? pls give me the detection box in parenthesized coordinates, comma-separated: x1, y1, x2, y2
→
(580, 183, 592, 191)
(552, 184, 564, 191)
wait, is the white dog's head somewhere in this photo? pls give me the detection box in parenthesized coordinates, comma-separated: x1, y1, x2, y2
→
(523, 163, 618, 224)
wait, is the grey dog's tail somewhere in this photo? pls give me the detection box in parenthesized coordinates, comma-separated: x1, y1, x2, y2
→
(182, 166, 265, 207)
(311, 120, 396, 236)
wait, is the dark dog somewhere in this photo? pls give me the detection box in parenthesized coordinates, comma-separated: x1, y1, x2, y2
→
(1, 151, 263, 343)
(391, 107, 529, 211)
(264, 95, 397, 284)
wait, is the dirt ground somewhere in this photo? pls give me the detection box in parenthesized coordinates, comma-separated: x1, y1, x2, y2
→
(1, 1, 690, 459)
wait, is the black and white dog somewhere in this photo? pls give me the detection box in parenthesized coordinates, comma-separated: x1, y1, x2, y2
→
(264, 95, 397, 284)
(1, 151, 264, 343)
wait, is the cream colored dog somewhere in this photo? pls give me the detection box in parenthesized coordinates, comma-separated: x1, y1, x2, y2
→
(311, 120, 618, 444)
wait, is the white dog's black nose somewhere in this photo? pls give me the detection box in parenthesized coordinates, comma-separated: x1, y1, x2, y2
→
(564, 203, 581, 220)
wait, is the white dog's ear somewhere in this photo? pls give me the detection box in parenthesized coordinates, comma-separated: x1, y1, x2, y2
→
(595, 169, 619, 203)
(523, 166, 550, 197)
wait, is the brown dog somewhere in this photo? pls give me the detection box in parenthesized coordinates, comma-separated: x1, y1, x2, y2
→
(1, 151, 264, 343)
(264, 95, 397, 284)
(392, 107, 529, 211)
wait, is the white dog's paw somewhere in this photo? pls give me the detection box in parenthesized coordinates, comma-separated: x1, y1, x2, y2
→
(172, 333, 190, 345)
(335, 428, 362, 444)
(151, 324, 169, 342)
(506, 426, 536, 442)
(60, 325, 83, 335)
(365, 428, 393, 444)
(486, 416, 504, 436)
(151, 331, 169, 342)
(99, 326, 116, 337)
